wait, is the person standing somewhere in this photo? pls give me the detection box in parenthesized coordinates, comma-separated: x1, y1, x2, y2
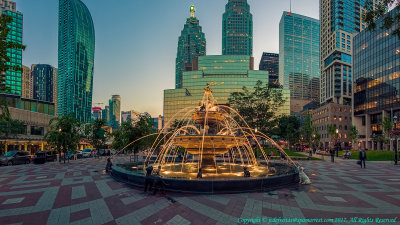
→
(330, 148, 335, 163)
(144, 166, 154, 192)
(359, 149, 367, 168)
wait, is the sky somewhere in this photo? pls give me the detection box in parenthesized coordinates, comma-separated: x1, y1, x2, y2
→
(16, 0, 319, 117)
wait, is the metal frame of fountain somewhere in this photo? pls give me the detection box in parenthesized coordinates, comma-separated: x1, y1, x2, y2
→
(111, 84, 300, 193)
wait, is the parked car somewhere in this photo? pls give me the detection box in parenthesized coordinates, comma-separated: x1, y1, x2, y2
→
(33, 151, 57, 164)
(0, 151, 31, 166)
(82, 149, 93, 158)
(77, 150, 83, 159)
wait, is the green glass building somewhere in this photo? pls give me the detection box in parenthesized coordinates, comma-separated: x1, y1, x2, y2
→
(164, 55, 290, 123)
(0, 0, 23, 95)
(222, 0, 253, 56)
(58, 0, 95, 122)
(279, 11, 320, 113)
(175, 5, 206, 88)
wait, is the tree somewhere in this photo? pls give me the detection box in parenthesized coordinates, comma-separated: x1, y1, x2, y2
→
(44, 115, 82, 163)
(363, 0, 400, 39)
(382, 116, 393, 148)
(228, 81, 286, 135)
(86, 119, 108, 153)
(276, 115, 300, 149)
(301, 112, 316, 148)
(112, 113, 154, 156)
(348, 125, 359, 150)
(327, 124, 337, 148)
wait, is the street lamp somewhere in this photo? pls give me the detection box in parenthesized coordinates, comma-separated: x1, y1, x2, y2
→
(335, 129, 339, 157)
(393, 115, 398, 165)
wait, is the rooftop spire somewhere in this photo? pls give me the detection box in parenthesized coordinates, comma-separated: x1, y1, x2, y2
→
(190, 4, 195, 17)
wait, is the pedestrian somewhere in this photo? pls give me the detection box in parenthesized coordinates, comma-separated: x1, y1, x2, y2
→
(243, 167, 251, 177)
(105, 158, 112, 173)
(153, 176, 166, 195)
(73, 151, 77, 160)
(144, 166, 154, 192)
(197, 168, 202, 178)
(359, 149, 367, 168)
(330, 147, 335, 163)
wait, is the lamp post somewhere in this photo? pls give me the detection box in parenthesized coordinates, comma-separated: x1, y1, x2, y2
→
(335, 129, 339, 157)
(394, 116, 398, 165)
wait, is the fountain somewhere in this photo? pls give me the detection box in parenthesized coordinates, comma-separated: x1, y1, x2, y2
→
(111, 84, 299, 193)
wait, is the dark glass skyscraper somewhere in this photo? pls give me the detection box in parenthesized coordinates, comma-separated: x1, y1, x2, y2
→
(259, 53, 279, 84)
(353, 8, 400, 150)
(222, 0, 253, 56)
(32, 64, 55, 102)
(58, 0, 95, 122)
(175, 5, 206, 89)
(0, 0, 23, 95)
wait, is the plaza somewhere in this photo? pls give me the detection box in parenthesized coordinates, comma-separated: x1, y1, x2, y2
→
(0, 157, 400, 225)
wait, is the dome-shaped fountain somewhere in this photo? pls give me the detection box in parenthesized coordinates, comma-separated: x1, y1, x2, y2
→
(111, 84, 299, 193)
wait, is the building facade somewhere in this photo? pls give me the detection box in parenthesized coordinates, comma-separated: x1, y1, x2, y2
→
(353, 8, 400, 150)
(21, 65, 32, 99)
(0, 0, 23, 95)
(0, 94, 55, 155)
(164, 55, 290, 123)
(312, 103, 351, 148)
(259, 53, 279, 84)
(121, 110, 140, 125)
(58, 0, 95, 122)
(32, 64, 55, 103)
(222, 0, 253, 56)
(175, 5, 206, 88)
(109, 95, 121, 129)
(279, 11, 320, 114)
(151, 115, 164, 132)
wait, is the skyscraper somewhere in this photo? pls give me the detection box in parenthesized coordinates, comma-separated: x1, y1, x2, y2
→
(32, 64, 55, 102)
(319, 0, 383, 105)
(0, 0, 23, 95)
(92, 107, 102, 121)
(353, 8, 400, 150)
(21, 65, 32, 99)
(102, 105, 109, 125)
(58, 0, 95, 122)
(175, 5, 206, 88)
(312, 0, 383, 148)
(279, 12, 320, 114)
(109, 95, 121, 129)
(259, 53, 279, 84)
(222, 0, 253, 56)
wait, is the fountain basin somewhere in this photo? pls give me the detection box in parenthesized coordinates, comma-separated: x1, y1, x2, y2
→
(111, 161, 299, 194)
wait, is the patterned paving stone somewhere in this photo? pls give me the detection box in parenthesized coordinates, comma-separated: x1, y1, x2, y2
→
(0, 156, 400, 225)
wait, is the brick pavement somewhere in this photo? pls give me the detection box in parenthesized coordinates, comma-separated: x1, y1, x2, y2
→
(0, 157, 399, 225)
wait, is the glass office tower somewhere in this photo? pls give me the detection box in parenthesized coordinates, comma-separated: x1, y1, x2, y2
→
(164, 55, 290, 123)
(279, 12, 320, 113)
(32, 64, 55, 103)
(259, 53, 279, 84)
(58, 0, 95, 122)
(109, 95, 121, 130)
(0, 0, 23, 95)
(175, 5, 206, 89)
(353, 8, 400, 150)
(222, 0, 253, 56)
